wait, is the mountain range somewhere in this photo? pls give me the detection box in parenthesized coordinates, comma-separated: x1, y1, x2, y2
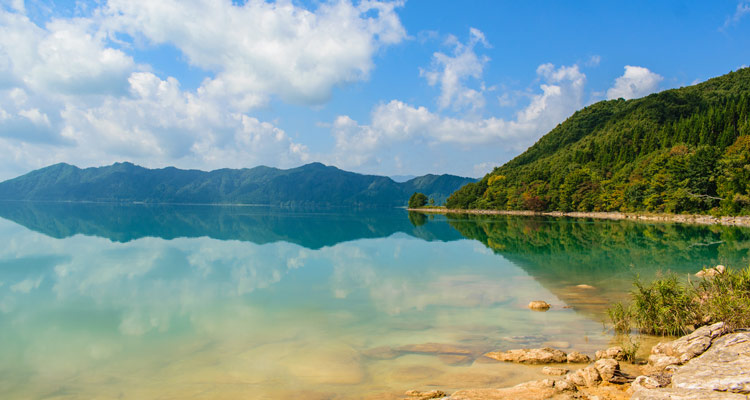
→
(0, 162, 475, 207)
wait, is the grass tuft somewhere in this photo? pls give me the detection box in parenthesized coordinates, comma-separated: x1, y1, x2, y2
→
(608, 267, 750, 335)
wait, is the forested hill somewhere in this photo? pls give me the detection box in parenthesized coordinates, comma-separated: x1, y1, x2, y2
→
(447, 68, 750, 215)
(0, 162, 475, 207)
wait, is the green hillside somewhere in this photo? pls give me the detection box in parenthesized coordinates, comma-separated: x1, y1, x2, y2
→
(447, 68, 750, 215)
(0, 162, 474, 208)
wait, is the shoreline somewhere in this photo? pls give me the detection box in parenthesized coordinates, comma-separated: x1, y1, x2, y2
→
(407, 207, 750, 227)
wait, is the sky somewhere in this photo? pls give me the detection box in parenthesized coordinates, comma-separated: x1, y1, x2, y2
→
(0, 0, 748, 180)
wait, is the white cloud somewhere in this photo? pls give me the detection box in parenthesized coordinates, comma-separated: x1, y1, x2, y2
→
(420, 27, 489, 111)
(58, 72, 310, 169)
(103, 0, 406, 109)
(606, 65, 663, 100)
(722, 1, 750, 29)
(0, 10, 135, 96)
(330, 63, 587, 169)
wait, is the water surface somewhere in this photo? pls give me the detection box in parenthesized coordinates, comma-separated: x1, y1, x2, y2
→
(1, 202, 748, 399)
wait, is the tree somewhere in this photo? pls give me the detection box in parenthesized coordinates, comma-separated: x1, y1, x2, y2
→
(408, 192, 428, 208)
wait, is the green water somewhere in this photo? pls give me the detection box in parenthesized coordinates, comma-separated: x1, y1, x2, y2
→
(0, 202, 749, 399)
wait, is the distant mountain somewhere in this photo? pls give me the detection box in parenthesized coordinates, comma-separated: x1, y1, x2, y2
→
(389, 175, 417, 183)
(447, 68, 750, 215)
(0, 162, 475, 207)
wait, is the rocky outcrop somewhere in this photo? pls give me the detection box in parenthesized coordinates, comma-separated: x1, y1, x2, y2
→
(632, 325, 750, 400)
(647, 322, 726, 371)
(670, 331, 750, 393)
(484, 347, 567, 364)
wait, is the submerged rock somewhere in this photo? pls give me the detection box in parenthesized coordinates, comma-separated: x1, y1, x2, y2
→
(484, 347, 567, 364)
(542, 366, 568, 376)
(450, 379, 565, 400)
(528, 301, 551, 311)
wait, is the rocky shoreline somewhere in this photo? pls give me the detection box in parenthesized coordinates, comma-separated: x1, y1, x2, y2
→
(403, 322, 750, 400)
(407, 208, 750, 228)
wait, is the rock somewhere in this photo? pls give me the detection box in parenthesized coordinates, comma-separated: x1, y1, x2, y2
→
(575, 284, 595, 289)
(437, 354, 472, 365)
(362, 346, 399, 359)
(595, 346, 625, 361)
(484, 347, 567, 364)
(564, 365, 601, 387)
(450, 379, 560, 400)
(648, 322, 726, 370)
(646, 354, 680, 371)
(566, 351, 591, 363)
(630, 375, 666, 391)
(553, 379, 577, 392)
(695, 264, 726, 278)
(528, 301, 550, 311)
(593, 358, 618, 382)
(404, 389, 447, 399)
(542, 366, 568, 376)
(670, 331, 750, 394)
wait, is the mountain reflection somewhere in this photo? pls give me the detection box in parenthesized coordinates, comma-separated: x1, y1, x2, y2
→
(442, 212, 750, 312)
(0, 201, 463, 248)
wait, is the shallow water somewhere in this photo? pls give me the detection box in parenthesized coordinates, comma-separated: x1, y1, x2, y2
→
(0, 202, 748, 399)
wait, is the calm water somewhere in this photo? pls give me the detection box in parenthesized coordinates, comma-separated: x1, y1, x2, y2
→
(1, 202, 749, 399)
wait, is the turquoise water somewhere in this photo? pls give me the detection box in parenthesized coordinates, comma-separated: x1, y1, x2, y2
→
(0, 203, 749, 399)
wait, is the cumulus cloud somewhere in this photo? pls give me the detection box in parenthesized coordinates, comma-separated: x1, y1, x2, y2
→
(606, 65, 663, 100)
(103, 0, 406, 109)
(0, 10, 134, 96)
(420, 28, 489, 111)
(0, 4, 329, 179)
(330, 63, 587, 168)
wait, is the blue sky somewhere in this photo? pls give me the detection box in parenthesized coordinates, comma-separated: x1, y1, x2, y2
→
(0, 0, 748, 180)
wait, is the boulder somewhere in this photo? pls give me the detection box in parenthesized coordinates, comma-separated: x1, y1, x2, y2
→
(593, 358, 619, 382)
(484, 347, 567, 364)
(595, 346, 625, 361)
(566, 351, 591, 363)
(528, 301, 551, 311)
(564, 365, 601, 387)
(695, 265, 726, 278)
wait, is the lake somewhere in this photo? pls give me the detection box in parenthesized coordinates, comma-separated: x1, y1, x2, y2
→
(1, 202, 749, 399)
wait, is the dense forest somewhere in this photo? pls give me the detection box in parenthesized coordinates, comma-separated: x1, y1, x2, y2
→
(447, 68, 750, 215)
